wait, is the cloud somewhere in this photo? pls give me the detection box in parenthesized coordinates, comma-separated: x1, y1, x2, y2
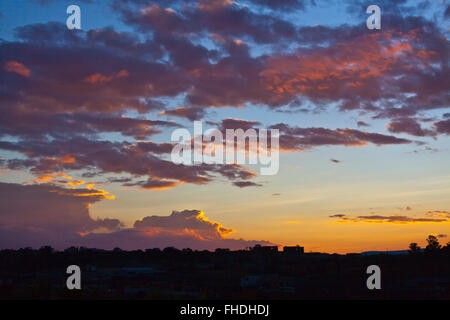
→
(0, 182, 122, 248)
(329, 213, 449, 224)
(2, 22, 187, 114)
(134, 209, 234, 240)
(0, 2, 447, 193)
(435, 119, 450, 135)
(220, 118, 261, 131)
(108, 1, 447, 116)
(3, 60, 30, 77)
(159, 107, 207, 121)
(0, 183, 273, 250)
(271, 124, 412, 151)
(0, 109, 179, 139)
(249, 0, 307, 11)
(426, 210, 450, 218)
(123, 178, 181, 190)
(199, 119, 412, 154)
(329, 214, 346, 218)
(3, 4, 447, 118)
(232, 181, 263, 188)
(437, 234, 447, 238)
(32, 0, 92, 5)
(386, 118, 435, 137)
(259, 22, 449, 115)
(84, 69, 129, 84)
(357, 121, 370, 127)
(116, 0, 298, 44)
(356, 215, 447, 223)
(0, 136, 258, 189)
(78, 228, 273, 251)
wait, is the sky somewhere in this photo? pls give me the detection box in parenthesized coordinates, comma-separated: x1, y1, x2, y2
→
(0, 0, 449, 253)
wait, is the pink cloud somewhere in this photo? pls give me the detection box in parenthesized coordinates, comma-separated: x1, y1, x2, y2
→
(0, 182, 273, 250)
(4, 60, 30, 77)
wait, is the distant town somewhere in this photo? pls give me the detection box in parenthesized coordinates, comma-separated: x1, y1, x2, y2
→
(1, 236, 449, 299)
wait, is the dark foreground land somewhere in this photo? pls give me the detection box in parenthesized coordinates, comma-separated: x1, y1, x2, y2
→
(0, 244, 449, 300)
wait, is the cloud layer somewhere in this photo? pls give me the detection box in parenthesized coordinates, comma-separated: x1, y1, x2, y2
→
(1, 0, 448, 191)
(0, 182, 271, 250)
(329, 213, 449, 224)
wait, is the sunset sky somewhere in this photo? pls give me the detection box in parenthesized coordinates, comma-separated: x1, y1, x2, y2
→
(0, 0, 449, 253)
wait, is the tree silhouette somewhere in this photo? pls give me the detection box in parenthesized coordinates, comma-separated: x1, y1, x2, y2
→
(408, 242, 421, 254)
(425, 235, 441, 253)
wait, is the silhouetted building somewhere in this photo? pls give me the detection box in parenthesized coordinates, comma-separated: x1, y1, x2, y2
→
(252, 244, 278, 254)
(283, 245, 304, 254)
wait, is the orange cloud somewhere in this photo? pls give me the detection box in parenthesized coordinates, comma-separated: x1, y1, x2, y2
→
(259, 30, 418, 97)
(31, 172, 72, 183)
(60, 154, 76, 164)
(426, 210, 450, 218)
(134, 209, 235, 240)
(84, 69, 129, 84)
(60, 188, 115, 200)
(30, 172, 115, 199)
(4, 61, 30, 77)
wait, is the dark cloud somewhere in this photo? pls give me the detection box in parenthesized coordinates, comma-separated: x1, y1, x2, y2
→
(78, 228, 273, 251)
(159, 107, 207, 121)
(0, 2, 448, 193)
(0, 183, 273, 250)
(0, 136, 258, 189)
(220, 118, 261, 131)
(10, 3, 447, 119)
(2, 23, 188, 114)
(116, 0, 298, 44)
(249, 0, 307, 11)
(357, 121, 370, 127)
(110, 0, 310, 12)
(330, 213, 448, 223)
(261, 21, 449, 115)
(0, 109, 179, 140)
(435, 119, 450, 135)
(32, 0, 93, 4)
(345, 0, 430, 18)
(232, 181, 263, 188)
(329, 214, 346, 218)
(0, 182, 122, 248)
(444, 4, 450, 19)
(386, 118, 435, 137)
(123, 178, 180, 190)
(190, 119, 414, 160)
(356, 215, 448, 223)
(271, 124, 412, 151)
